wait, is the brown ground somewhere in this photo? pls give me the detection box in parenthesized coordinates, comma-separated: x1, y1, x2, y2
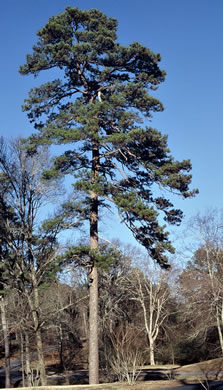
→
(42, 356, 223, 390)
(5, 381, 185, 390)
(174, 357, 223, 374)
(3, 347, 223, 389)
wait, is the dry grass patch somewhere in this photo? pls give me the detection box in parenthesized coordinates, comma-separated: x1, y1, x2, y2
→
(7, 380, 183, 390)
(174, 357, 223, 373)
(173, 358, 223, 383)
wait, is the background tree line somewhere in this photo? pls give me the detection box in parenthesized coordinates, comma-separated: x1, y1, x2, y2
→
(0, 139, 222, 386)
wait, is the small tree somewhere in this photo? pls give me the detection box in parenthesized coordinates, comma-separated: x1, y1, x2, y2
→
(108, 325, 145, 384)
(20, 6, 197, 383)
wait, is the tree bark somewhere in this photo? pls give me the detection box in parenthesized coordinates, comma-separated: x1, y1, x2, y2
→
(20, 333, 25, 387)
(25, 332, 32, 386)
(89, 141, 99, 384)
(216, 305, 223, 355)
(141, 297, 156, 365)
(89, 266, 99, 384)
(0, 295, 11, 388)
(148, 338, 155, 365)
(27, 282, 47, 386)
(59, 323, 64, 371)
(35, 327, 46, 385)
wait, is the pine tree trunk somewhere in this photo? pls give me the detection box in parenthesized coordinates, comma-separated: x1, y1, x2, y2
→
(0, 295, 11, 388)
(89, 141, 99, 384)
(89, 265, 99, 384)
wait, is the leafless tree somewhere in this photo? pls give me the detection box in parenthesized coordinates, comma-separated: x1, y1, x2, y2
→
(125, 263, 170, 365)
(98, 243, 173, 367)
(0, 293, 10, 387)
(107, 325, 145, 384)
(179, 209, 223, 356)
(0, 138, 63, 385)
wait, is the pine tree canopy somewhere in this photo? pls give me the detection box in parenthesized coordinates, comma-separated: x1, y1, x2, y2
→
(20, 6, 198, 268)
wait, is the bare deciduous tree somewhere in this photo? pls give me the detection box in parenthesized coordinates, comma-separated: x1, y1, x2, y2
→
(0, 138, 62, 385)
(125, 263, 170, 365)
(179, 209, 223, 356)
(106, 325, 145, 384)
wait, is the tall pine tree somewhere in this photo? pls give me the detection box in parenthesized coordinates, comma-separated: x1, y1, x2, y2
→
(20, 6, 197, 383)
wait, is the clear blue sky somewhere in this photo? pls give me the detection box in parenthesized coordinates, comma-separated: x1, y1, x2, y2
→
(1, 0, 223, 249)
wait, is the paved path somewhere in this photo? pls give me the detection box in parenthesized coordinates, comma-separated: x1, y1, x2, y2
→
(161, 380, 223, 389)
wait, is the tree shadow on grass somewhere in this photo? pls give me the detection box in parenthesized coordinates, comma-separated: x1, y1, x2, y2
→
(178, 378, 223, 389)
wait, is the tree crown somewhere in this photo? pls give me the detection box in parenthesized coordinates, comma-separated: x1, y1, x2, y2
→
(20, 6, 198, 267)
